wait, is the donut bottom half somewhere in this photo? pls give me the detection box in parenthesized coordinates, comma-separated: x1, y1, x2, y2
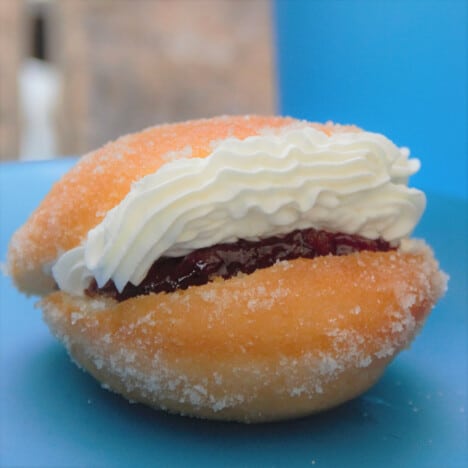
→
(40, 240, 447, 423)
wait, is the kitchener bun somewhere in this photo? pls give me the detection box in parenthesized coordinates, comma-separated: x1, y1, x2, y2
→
(8, 116, 447, 422)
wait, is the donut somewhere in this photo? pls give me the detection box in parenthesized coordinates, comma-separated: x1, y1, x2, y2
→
(7, 115, 447, 422)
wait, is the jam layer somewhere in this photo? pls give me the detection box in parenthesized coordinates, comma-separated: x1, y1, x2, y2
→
(86, 228, 394, 302)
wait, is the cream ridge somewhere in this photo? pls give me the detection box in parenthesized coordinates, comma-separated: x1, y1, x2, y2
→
(52, 126, 425, 295)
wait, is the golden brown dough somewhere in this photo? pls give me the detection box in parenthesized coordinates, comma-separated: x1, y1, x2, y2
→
(41, 240, 445, 422)
(7, 115, 447, 422)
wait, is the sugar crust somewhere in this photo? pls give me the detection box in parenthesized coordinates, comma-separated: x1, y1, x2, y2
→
(40, 240, 447, 422)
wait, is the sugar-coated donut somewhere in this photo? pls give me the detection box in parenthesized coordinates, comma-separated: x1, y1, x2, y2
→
(8, 115, 447, 422)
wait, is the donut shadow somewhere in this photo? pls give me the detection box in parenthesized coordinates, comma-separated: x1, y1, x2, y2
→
(14, 340, 443, 466)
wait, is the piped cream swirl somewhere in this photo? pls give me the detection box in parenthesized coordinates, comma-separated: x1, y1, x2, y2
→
(53, 126, 425, 295)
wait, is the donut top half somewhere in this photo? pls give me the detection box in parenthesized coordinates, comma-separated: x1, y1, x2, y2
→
(9, 116, 425, 300)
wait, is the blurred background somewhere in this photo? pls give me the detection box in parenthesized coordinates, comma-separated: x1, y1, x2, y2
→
(0, 0, 276, 161)
(0, 0, 466, 197)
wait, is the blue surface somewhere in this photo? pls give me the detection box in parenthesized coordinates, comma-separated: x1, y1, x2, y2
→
(0, 159, 467, 467)
(274, 0, 467, 199)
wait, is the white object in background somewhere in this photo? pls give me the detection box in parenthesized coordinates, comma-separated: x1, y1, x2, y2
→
(19, 58, 60, 160)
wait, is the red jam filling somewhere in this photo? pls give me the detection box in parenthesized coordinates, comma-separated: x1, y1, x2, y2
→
(85, 227, 394, 302)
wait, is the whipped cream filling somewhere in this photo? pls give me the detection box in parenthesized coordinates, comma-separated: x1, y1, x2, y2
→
(52, 126, 425, 296)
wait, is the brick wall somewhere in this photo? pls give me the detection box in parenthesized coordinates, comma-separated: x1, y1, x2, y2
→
(56, 0, 276, 155)
(0, 0, 21, 160)
(0, 0, 275, 159)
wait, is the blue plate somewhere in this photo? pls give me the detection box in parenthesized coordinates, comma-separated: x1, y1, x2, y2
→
(1, 159, 466, 467)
